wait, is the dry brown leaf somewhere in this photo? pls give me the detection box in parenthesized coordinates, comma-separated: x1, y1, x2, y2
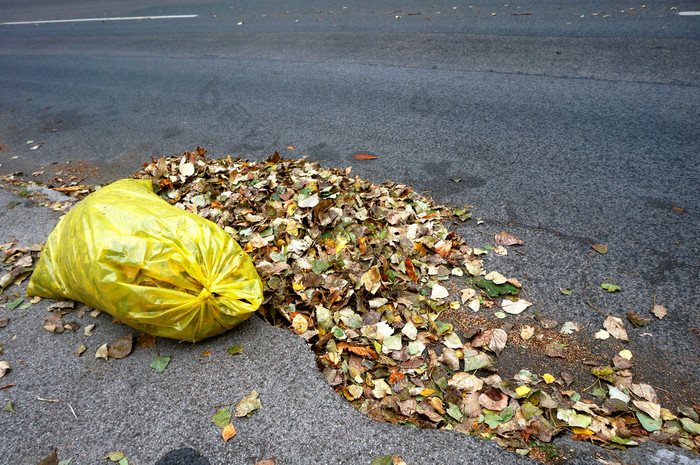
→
(361, 267, 382, 294)
(630, 383, 658, 403)
(108, 333, 134, 359)
(136, 334, 157, 348)
(633, 400, 661, 421)
(488, 328, 508, 355)
(404, 258, 418, 282)
(494, 231, 523, 246)
(353, 152, 377, 160)
(434, 240, 452, 258)
(478, 387, 508, 411)
(603, 316, 628, 341)
(651, 305, 667, 319)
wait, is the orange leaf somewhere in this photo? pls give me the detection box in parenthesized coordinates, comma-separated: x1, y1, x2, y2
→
(222, 422, 237, 442)
(405, 258, 418, 282)
(353, 152, 377, 160)
(337, 342, 378, 359)
(672, 206, 684, 212)
(389, 372, 405, 384)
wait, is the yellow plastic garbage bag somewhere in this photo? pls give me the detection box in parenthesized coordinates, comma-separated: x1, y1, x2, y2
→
(27, 178, 264, 342)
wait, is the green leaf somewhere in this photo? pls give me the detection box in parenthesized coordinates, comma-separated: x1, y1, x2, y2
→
(611, 436, 637, 446)
(211, 408, 232, 429)
(591, 243, 608, 254)
(483, 407, 513, 429)
(556, 408, 592, 428)
(601, 282, 621, 292)
(150, 355, 170, 373)
(370, 456, 393, 465)
(634, 409, 662, 432)
(118, 459, 128, 465)
(463, 351, 494, 371)
(559, 288, 572, 295)
(521, 402, 543, 420)
(7, 297, 23, 310)
(680, 418, 700, 435)
(58, 458, 74, 465)
(590, 365, 617, 383)
(18, 301, 32, 310)
(446, 402, 463, 422)
(4, 399, 15, 413)
(105, 451, 124, 461)
(470, 277, 518, 298)
(434, 320, 452, 335)
(228, 345, 244, 355)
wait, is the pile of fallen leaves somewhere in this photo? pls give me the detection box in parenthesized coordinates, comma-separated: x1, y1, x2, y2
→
(132, 148, 699, 458)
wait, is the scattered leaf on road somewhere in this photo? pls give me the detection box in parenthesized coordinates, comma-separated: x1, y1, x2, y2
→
(228, 345, 243, 355)
(222, 422, 236, 442)
(150, 355, 170, 373)
(501, 298, 532, 315)
(651, 305, 667, 319)
(603, 316, 628, 341)
(591, 243, 608, 254)
(37, 449, 58, 465)
(353, 153, 377, 160)
(108, 333, 133, 359)
(95, 344, 109, 360)
(136, 334, 156, 348)
(601, 282, 621, 292)
(4, 398, 15, 413)
(494, 231, 523, 246)
(211, 408, 232, 428)
(235, 390, 261, 417)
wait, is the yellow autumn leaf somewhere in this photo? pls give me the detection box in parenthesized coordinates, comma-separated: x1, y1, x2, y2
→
(222, 422, 236, 442)
(419, 388, 435, 397)
(292, 282, 305, 292)
(542, 373, 555, 384)
(619, 349, 632, 360)
(515, 385, 531, 397)
(291, 314, 308, 333)
(571, 427, 594, 435)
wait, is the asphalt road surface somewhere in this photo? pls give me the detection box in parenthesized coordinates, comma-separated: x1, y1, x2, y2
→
(0, 1, 699, 464)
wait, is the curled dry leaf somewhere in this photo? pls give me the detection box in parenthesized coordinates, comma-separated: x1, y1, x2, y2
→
(353, 152, 377, 160)
(501, 299, 532, 315)
(488, 328, 508, 355)
(603, 316, 628, 341)
(95, 344, 109, 360)
(494, 231, 523, 246)
(0, 361, 10, 378)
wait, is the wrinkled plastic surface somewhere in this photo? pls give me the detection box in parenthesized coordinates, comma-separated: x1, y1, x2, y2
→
(28, 179, 263, 342)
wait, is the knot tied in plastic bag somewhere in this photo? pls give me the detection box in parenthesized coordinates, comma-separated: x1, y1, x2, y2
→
(28, 178, 264, 342)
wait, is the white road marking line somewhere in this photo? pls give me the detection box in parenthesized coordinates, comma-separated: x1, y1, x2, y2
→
(678, 11, 700, 16)
(1, 14, 198, 26)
